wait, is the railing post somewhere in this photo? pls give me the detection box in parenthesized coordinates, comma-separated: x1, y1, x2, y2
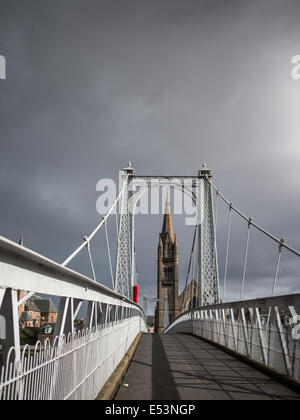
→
(241, 308, 250, 357)
(0, 288, 20, 365)
(274, 306, 293, 377)
(255, 308, 268, 366)
(53, 297, 75, 340)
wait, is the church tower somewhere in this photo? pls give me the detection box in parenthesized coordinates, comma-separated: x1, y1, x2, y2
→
(155, 196, 180, 333)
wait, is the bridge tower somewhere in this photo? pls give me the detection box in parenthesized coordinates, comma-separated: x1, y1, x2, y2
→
(155, 196, 180, 333)
(197, 166, 220, 306)
(115, 164, 220, 307)
(115, 163, 135, 299)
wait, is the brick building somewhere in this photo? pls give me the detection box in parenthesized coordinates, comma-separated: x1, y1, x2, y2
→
(18, 293, 58, 328)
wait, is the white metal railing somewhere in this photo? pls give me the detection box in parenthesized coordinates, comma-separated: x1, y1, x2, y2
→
(0, 234, 147, 400)
(165, 294, 300, 382)
(0, 313, 143, 400)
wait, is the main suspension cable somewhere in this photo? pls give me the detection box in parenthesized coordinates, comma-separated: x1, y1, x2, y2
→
(206, 176, 300, 258)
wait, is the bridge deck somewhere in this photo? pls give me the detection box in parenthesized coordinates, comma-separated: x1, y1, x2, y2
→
(115, 333, 300, 400)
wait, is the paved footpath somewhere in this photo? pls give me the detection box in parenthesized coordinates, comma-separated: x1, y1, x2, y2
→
(115, 333, 300, 400)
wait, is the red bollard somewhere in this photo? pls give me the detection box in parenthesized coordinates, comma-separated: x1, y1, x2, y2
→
(133, 284, 139, 303)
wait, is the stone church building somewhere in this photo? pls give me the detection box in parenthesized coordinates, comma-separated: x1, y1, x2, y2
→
(155, 197, 180, 332)
(155, 196, 199, 332)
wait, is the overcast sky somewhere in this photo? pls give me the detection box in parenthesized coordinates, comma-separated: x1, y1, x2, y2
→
(0, 0, 300, 313)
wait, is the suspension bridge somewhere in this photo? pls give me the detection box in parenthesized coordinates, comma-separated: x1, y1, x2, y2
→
(0, 163, 299, 400)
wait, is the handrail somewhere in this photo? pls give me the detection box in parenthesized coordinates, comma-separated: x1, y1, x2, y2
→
(0, 234, 143, 310)
(165, 292, 300, 333)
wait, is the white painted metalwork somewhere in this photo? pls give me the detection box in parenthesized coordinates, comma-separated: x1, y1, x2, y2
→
(115, 165, 135, 299)
(1, 163, 300, 400)
(0, 233, 147, 400)
(197, 168, 220, 306)
(165, 294, 300, 382)
(0, 311, 146, 400)
(129, 167, 220, 308)
(62, 175, 128, 267)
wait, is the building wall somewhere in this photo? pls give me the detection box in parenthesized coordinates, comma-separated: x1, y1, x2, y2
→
(156, 231, 180, 332)
(179, 280, 198, 313)
(41, 312, 57, 324)
(17, 293, 58, 328)
(17, 290, 27, 318)
(29, 311, 41, 326)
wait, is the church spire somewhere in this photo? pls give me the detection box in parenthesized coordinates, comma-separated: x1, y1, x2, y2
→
(156, 193, 180, 332)
(162, 193, 175, 242)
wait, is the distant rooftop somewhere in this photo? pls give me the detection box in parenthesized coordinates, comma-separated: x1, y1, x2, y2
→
(26, 297, 58, 313)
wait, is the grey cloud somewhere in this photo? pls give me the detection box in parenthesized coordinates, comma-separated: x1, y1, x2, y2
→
(0, 0, 300, 309)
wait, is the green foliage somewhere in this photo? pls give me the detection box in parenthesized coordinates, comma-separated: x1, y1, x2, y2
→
(20, 327, 39, 345)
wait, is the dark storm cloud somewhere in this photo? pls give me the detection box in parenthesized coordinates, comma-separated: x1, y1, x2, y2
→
(0, 0, 300, 308)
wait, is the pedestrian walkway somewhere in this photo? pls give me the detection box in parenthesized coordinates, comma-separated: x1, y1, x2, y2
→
(115, 333, 300, 400)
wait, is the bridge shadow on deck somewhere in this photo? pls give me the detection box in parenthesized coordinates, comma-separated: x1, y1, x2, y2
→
(114, 333, 300, 400)
(151, 334, 180, 400)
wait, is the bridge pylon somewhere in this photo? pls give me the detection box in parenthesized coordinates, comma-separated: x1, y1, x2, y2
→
(114, 163, 135, 299)
(115, 163, 220, 307)
(197, 166, 220, 306)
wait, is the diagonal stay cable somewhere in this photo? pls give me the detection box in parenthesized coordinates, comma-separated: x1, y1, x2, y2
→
(62, 176, 128, 267)
(104, 218, 115, 290)
(183, 224, 197, 310)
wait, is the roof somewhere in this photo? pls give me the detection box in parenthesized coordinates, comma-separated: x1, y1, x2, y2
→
(26, 297, 58, 313)
(20, 311, 33, 321)
(26, 300, 40, 312)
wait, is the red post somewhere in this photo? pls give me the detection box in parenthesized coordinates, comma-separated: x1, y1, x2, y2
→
(133, 284, 139, 303)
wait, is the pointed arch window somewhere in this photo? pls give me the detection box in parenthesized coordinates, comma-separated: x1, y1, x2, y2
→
(163, 266, 173, 284)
